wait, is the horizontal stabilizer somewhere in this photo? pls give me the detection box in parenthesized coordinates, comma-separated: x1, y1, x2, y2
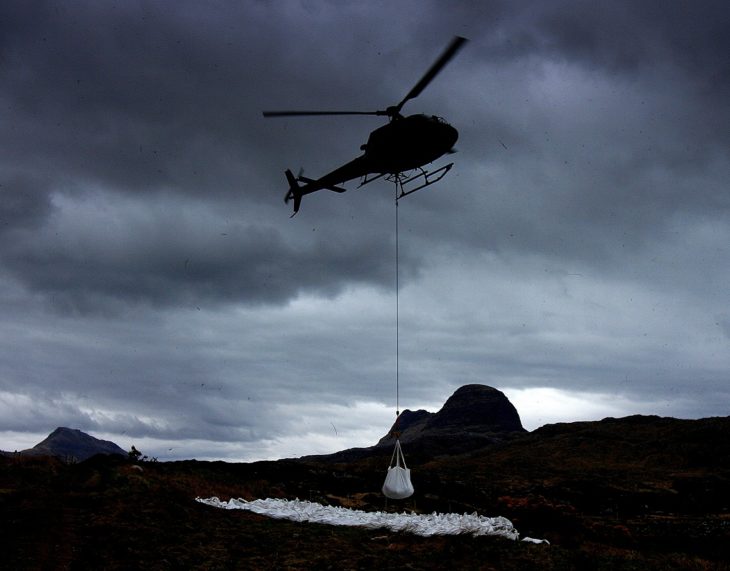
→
(298, 175, 346, 193)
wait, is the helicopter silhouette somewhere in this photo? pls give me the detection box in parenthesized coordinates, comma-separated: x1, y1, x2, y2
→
(263, 36, 468, 216)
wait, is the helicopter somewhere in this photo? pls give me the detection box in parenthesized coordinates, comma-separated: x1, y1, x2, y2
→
(263, 36, 468, 216)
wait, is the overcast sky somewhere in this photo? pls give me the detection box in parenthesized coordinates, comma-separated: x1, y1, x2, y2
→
(1, 1, 729, 461)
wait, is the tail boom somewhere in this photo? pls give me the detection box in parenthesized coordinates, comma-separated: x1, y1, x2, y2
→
(282, 156, 370, 216)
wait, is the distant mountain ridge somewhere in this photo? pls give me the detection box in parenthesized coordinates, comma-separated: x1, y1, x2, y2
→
(16, 427, 126, 462)
(2, 385, 521, 464)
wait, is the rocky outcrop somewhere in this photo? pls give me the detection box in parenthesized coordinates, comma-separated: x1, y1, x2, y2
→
(426, 384, 524, 431)
(306, 385, 526, 462)
(21, 427, 126, 463)
(378, 384, 525, 448)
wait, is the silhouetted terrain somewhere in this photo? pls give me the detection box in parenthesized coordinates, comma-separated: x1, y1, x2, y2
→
(10, 427, 126, 463)
(305, 384, 527, 463)
(2, 388, 729, 569)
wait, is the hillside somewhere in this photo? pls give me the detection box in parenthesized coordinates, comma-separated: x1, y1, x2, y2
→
(2, 413, 729, 569)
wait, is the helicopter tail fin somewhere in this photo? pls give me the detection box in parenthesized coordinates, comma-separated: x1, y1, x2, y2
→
(284, 169, 303, 216)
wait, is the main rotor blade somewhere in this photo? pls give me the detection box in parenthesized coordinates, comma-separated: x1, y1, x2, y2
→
(395, 35, 468, 113)
(262, 110, 384, 117)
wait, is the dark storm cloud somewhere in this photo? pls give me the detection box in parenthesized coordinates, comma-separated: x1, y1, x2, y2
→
(1, 1, 438, 311)
(1, 1, 277, 195)
(0, 174, 54, 233)
(2, 1, 730, 459)
(2, 0, 727, 314)
(0, 1, 422, 197)
(1, 193, 404, 311)
(463, 0, 730, 92)
(414, 0, 730, 280)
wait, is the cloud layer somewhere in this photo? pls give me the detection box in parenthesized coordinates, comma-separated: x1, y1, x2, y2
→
(1, 1, 728, 460)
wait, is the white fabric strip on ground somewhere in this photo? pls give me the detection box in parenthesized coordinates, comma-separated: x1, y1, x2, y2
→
(196, 497, 548, 543)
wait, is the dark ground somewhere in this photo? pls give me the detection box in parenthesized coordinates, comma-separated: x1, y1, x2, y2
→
(2, 415, 729, 570)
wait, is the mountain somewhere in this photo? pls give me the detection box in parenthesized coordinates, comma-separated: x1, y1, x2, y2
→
(306, 384, 526, 462)
(381, 384, 525, 442)
(20, 427, 126, 462)
(378, 384, 526, 456)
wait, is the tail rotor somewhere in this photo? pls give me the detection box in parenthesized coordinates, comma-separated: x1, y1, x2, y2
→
(284, 169, 303, 216)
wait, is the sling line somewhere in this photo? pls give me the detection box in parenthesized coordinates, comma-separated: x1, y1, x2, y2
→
(395, 187, 400, 419)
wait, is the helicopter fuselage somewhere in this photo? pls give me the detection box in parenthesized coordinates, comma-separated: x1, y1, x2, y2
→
(283, 114, 458, 214)
(362, 114, 458, 173)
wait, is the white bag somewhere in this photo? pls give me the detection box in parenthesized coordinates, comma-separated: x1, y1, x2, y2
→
(382, 439, 414, 499)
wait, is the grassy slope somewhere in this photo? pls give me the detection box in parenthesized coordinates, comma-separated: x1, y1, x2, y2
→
(2, 416, 729, 569)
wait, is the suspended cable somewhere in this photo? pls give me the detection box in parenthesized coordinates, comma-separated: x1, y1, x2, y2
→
(383, 183, 414, 502)
(395, 190, 400, 419)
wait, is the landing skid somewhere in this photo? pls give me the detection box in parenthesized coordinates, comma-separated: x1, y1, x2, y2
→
(392, 163, 454, 199)
(358, 163, 454, 199)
